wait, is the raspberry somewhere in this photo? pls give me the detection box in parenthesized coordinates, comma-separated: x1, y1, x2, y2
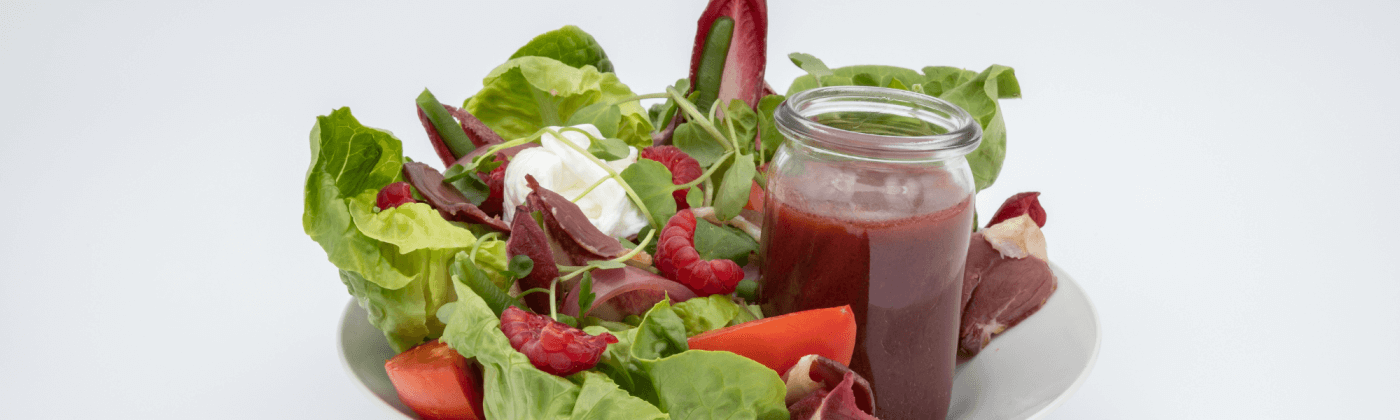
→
(653, 210, 744, 296)
(639, 146, 703, 210)
(376, 182, 417, 209)
(499, 306, 617, 376)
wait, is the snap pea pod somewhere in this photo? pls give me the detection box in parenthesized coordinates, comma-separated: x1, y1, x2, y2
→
(416, 89, 474, 160)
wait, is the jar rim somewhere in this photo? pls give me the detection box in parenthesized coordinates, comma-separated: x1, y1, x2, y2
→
(773, 86, 982, 160)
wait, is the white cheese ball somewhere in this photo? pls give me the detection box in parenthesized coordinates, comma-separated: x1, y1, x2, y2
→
(501, 124, 649, 239)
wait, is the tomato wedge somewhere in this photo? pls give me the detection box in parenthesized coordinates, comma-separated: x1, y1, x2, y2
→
(384, 340, 486, 420)
(686, 305, 856, 375)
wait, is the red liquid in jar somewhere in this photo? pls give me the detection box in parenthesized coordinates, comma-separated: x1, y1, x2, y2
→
(760, 162, 973, 420)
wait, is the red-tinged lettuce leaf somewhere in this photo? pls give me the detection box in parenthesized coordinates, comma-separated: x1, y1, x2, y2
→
(560, 266, 699, 321)
(985, 192, 1046, 228)
(506, 204, 558, 314)
(402, 162, 511, 233)
(524, 175, 628, 265)
(416, 105, 461, 168)
(417, 100, 506, 168)
(787, 371, 878, 420)
(688, 0, 768, 110)
(447, 104, 505, 148)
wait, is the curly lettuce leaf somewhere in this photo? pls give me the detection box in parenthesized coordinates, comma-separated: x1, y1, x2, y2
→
(785, 58, 1021, 191)
(511, 25, 615, 73)
(464, 56, 653, 148)
(304, 108, 480, 352)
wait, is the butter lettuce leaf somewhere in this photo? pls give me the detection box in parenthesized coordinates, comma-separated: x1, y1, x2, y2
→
(650, 351, 788, 420)
(785, 58, 1021, 191)
(936, 65, 1020, 191)
(464, 56, 653, 148)
(571, 372, 668, 420)
(440, 268, 665, 420)
(786, 64, 925, 94)
(670, 295, 749, 337)
(511, 25, 615, 73)
(586, 301, 787, 418)
(303, 108, 479, 352)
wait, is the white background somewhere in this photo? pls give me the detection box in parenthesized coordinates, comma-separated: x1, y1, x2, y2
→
(2, 0, 1397, 418)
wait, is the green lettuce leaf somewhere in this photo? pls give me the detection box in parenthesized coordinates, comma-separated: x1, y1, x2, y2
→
(511, 25, 614, 73)
(618, 159, 677, 230)
(626, 301, 789, 420)
(785, 58, 1021, 191)
(339, 269, 430, 352)
(303, 108, 412, 288)
(571, 372, 668, 420)
(755, 94, 785, 164)
(670, 295, 748, 337)
(691, 220, 757, 267)
(440, 274, 665, 419)
(672, 122, 726, 168)
(786, 64, 926, 95)
(304, 108, 481, 352)
(649, 351, 788, 420)
(464, 56, 653, 148)
(937, 65, 1020, 191)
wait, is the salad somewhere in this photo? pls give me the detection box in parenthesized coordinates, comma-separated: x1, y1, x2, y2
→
(303, 1, 1032, 419)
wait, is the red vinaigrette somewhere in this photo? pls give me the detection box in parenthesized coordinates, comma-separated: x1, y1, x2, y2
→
(760, 86, 982, 420)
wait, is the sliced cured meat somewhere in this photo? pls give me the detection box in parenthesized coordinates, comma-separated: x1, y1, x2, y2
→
(401, 162, 511, 233)
(559, 266, 699, 321)
(523, 175, 627, 265)
(786, 370, 879, 420)
(958, 229, 1056, 361)
(506, 204, 559, 314)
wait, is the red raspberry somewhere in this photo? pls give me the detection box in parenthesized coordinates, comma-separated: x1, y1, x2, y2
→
(639, 146, 703, 210)
(376, 182, 417, 209)
(653, 210, 744, 296)
(479, 160, 509, 217)
(499, 306, 618, 376)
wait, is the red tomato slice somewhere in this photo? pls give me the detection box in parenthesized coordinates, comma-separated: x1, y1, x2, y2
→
(687, 305, 856, 375)
(743, 180, 765, 212)
(384, 340, 485, 420)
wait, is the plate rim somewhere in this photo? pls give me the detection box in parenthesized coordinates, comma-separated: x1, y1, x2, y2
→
(336, 298, 416, 419)
(1023, 262, 1101, 419)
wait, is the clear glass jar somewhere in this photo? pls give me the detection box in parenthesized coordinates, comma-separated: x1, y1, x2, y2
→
(760, 86, 981, 420)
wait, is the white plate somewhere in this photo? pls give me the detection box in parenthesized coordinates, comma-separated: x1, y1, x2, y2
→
(338, 263, 1099, 419)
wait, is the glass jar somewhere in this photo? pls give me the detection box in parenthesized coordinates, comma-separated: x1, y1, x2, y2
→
(760, 86, 981, 420)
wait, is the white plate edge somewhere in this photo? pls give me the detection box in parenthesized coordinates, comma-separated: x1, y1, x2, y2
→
(1025, 262, 1102, 420)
